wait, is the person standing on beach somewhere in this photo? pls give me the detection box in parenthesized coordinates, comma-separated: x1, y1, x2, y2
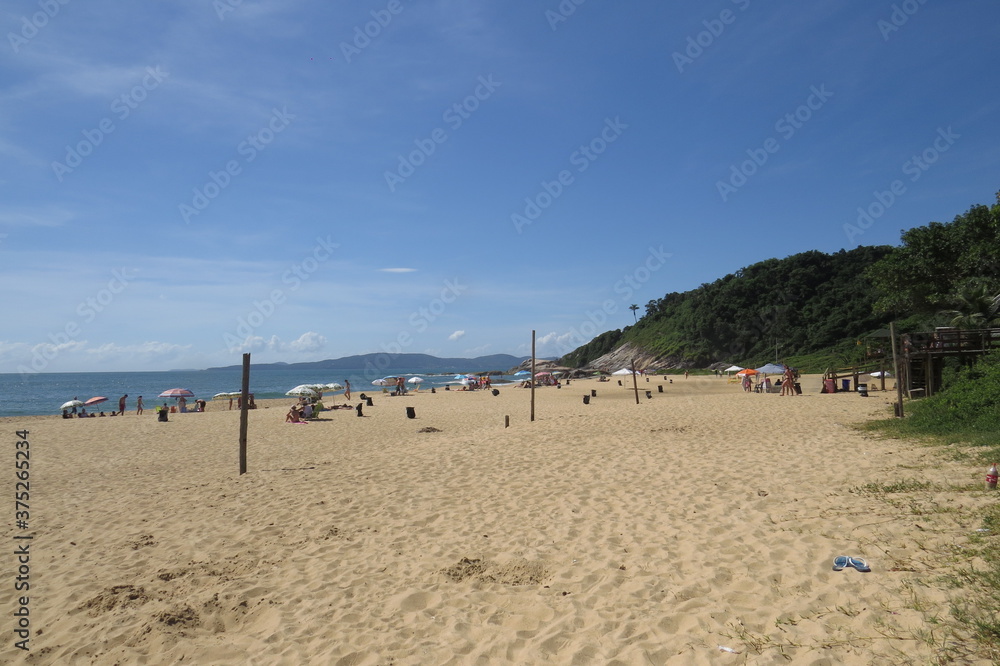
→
(344, 379, 351, 401)
(136, 396, 144, 415)
(119, 394, 128, 415)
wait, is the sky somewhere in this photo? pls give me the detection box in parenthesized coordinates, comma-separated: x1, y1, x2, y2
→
(2, 0, 999, 373)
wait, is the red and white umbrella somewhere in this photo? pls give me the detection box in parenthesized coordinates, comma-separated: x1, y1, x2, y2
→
(158, 388, 195, 398)
(84, 396, 108, 406)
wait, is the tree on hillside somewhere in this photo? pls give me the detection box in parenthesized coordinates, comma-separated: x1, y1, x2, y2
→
(866, 200, 1000, 315)
(629, 304, 639, 323)
(939, 280, 1000, 328)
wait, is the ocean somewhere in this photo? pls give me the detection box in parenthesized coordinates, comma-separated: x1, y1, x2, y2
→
(0, 366, 519, 418)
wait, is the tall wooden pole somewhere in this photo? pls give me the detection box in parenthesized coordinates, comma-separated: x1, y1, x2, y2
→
(239, 353, 250, 474)
(890, 322, 904, 418)
(530, 330, 536, 422)
(630, 357, 640, 404)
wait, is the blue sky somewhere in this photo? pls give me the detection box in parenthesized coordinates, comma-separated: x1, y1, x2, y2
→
(2, 0, 998, 373)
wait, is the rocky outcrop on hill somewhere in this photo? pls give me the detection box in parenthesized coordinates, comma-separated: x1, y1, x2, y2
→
(583, 342, 695, 372)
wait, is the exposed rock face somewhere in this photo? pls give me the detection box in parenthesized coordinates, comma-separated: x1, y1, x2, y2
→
(583, 342, 687, 372)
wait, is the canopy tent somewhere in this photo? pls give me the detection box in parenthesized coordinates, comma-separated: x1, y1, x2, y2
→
(755, 363, 787, 375)
(611, 368, 635, 376)
(723, 365, 744, 373)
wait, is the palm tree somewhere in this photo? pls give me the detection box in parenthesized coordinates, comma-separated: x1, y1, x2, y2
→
(939, 281, 1000, 328)
(629, 304, 639, 323)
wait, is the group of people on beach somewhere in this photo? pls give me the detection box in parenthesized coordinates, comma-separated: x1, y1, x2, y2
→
(63, 393, 145, 418)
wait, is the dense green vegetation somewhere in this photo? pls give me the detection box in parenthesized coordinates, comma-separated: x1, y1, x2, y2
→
(560, 191, 1000, 369)
(865, 200, 1000, 317)
(560, 246, 896, 368)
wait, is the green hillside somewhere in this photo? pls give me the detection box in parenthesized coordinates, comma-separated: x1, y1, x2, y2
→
(560, 192, 1000, 370)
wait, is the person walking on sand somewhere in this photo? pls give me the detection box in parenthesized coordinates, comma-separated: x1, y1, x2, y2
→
(781, 366, 797, 396)
(136, 396, 144, 415)
(344, 379, 351, 401)
(119, 394, 128, 415)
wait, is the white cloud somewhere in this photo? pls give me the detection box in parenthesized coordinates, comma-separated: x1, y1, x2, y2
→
(288, 331, 326, 353)
(448, 330, 465, 341)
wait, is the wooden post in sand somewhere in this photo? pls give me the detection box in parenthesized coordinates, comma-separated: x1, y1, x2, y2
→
(630, 358, 639, 405)
(530, 330, 536, 422)
(890, 321, 904, 418)
(239, 353, 250, 475)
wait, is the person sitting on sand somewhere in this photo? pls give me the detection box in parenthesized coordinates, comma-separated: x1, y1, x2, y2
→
(286, 405, 303, 423)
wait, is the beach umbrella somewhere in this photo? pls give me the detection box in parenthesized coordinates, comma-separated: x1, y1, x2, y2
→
(514, 370, 530, 376)
(159, 388, 195, 398)
(735, 369, 757, 376)
(286, 385, 321, 397)
(323, 382, 344, 392)
(372, 378, 393, 386)
(407, 377, 424, 384)
(60, 399, 84, 411)
(213, 392, 240, 400)
(84, 396, 108, 406)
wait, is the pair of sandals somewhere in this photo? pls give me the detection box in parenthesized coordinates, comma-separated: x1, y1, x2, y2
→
(833, 556, 871, 572)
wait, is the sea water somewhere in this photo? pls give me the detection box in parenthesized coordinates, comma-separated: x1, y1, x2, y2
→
(0, 367, 519, 418)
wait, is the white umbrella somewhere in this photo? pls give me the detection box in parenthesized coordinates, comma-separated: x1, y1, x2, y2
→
(286, 385, 322, 397)
(372, 378, 393, 386)
(407, 377, 424, 384)
(323, 382, 344, 392)
(60, 399, 84, 411)
(213, 392, 240, 400)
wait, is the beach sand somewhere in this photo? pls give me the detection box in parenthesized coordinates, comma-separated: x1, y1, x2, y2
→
(1, 375, 991, 665)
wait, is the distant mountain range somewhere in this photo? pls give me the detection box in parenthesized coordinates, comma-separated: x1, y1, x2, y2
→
(204, 353, 534, 373)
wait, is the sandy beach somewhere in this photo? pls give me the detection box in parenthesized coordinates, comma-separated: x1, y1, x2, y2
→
(1, 374, 991, 665)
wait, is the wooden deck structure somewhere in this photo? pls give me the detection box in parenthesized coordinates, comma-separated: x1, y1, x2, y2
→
(821, 327, 1000, 399)
(899, 327, 1000, 397)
